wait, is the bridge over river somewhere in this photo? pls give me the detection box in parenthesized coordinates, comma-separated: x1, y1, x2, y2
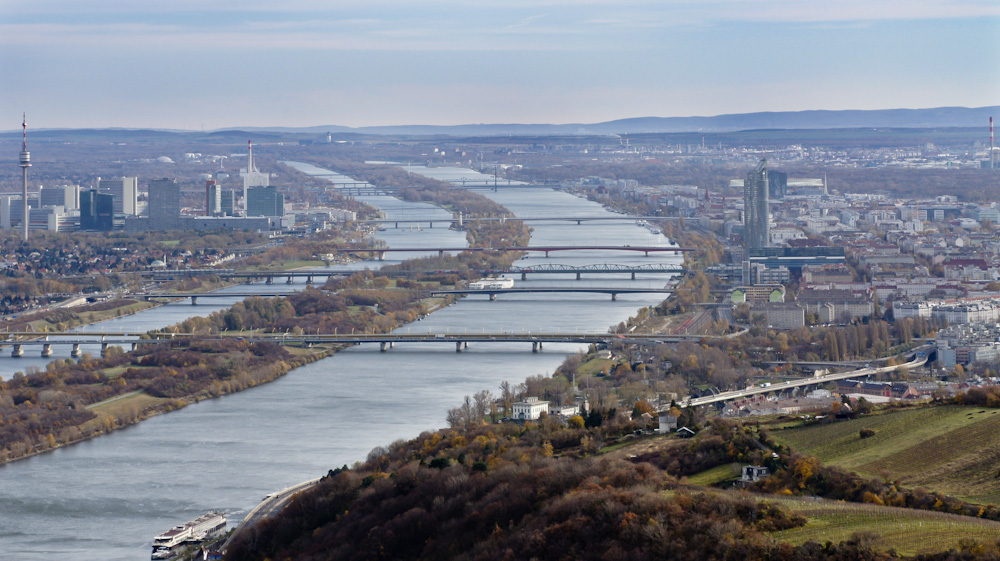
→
(0, 330, 715, 356)
(140, 263, 687, 283)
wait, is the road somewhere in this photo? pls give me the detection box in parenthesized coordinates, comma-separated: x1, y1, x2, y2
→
(223, 478, 321, 551)
(680, 353, 929, 408)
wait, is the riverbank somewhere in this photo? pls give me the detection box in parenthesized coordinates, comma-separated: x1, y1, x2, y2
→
(0, 280, 456, 465)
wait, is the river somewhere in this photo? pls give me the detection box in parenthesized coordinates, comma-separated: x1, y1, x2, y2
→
(0, 166, 680, 560)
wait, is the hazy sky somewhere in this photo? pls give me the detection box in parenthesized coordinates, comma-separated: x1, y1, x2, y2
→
(1, 0, 997, 129)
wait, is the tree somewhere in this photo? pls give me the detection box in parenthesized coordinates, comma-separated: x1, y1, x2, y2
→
(472, 389, 493, 422)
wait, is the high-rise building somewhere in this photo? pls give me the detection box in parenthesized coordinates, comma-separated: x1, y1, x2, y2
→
(98, 177, 138, 216)
(767, 170, 787, 200)
(246, 186, 284, 217)
(147, 178, 182, 230)
(221, 189, 236, 217)
(80, 190, 114, 231)
(40, 184, 79, 210)
(206, 180, 222, 216)
(744, 158, 770, 249)
(241, 140, 269, 215)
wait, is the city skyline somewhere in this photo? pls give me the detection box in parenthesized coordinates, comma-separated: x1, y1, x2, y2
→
(1, 1, 998, 129)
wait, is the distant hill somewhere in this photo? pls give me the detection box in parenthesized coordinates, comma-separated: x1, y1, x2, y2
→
(233, 106, 1000, 136)
(2, 106, 997, 140)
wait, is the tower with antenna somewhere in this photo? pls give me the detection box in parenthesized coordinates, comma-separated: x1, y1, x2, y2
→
(19, 114, 31, 241)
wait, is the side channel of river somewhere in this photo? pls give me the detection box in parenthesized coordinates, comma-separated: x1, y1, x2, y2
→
(0, 167, 681, 560)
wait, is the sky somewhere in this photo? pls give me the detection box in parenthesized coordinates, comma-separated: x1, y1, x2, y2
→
(0, 0, 997, 130)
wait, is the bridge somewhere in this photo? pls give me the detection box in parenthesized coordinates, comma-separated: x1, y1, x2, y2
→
(130, 285, 676, 304)
(334, 245, 692, 259)
(429, 287, 674, 301)
(361, 215, 680, 227)
(0, 331, 713, 356)
(142, 263, 686, 282)
(679, 353, 929, 408)
(136, 292, 291, 305)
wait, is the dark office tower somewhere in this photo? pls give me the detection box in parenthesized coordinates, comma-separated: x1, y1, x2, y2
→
(206, 180, 221, 216)
(744, 158, 769, 249)
(147, 178, 181, 230)
(246, 186, 284, 217)
(80, 190, 114, 231)
(221, 189, 235, 217)
(768, 170, 787, 200)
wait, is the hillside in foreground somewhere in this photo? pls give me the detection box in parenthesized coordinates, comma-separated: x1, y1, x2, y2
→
(224, 410, 1000, 561)
(771, 405, 1000, 505)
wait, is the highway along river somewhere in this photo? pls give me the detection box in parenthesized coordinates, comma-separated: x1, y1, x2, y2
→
(0, 166, 682, 560)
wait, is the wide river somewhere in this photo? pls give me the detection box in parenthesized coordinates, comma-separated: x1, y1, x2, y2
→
(0, 166, 681, 560)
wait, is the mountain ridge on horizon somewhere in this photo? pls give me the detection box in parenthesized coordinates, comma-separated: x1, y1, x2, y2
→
(3, 106, 997, 138)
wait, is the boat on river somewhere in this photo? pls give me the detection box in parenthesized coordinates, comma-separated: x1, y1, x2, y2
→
(467, 277, 515, 290)
(151, 511, 226, 559)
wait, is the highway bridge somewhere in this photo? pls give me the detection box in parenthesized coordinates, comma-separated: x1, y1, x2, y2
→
(142, 263, 686, 282)
(0, 330, 715, 356)
(679, 353, 929, 408)
(428, 287, 675, 301)
(333, 245, 692, 258)
(360, 215, 680, 227)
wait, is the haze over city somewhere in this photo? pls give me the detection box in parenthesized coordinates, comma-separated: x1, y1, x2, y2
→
(1, 0, 998, 130)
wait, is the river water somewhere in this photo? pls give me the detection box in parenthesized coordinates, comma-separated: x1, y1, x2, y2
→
(0, 166, 680, 560)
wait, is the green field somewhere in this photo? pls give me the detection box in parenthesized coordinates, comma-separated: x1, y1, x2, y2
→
(766, 494, 1000, 556)
(686, 463, 739, 486)
(771, 405, 1000, 504)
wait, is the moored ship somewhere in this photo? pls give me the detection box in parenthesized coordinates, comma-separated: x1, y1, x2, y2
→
(151, 511, 226, 559)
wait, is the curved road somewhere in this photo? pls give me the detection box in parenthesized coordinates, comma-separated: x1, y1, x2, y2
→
(680, 352, 929, 408)
(223, 477, 321, 551)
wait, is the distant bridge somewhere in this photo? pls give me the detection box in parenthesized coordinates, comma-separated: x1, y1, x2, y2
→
(0, 331, 713, 356)
(335, 245, 692, 259)
(361, 215, 680, 227)
(429, 287, 674, 301)
(142, 263, 686, 282)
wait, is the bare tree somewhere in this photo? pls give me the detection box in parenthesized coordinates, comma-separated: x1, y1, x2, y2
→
(473, 389, 493, 421)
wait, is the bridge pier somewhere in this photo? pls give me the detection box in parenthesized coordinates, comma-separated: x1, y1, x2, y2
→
(611, 293, 618, 301)
(521, 272, 527, 281)
(306, 276, 314, 285)
(644, 251, 650, 256)
(378, 251, 386, 261)
(544, 251, 550, 257)
(41, 343, 53, 357)
(100, 342, 109, 357)
(287, 276, 294, 284)
(191, 296, 198, 305)
(380, 342, 388, 352)
(489, 293, 497, 301)
(265, 277, 273, 285)
(394, 222, 398, 228)
(576, 272, 581, 280)
(429, 222, 433, 228)
(245, 278, 254, 285)
(576, 219, 582, 225)
(631, 272, 636, 280)
(131, 343, 138, 351)
(532, 342, 543, 353)
(71, 343, 82, 358)
(11, 344, 23, 358)
(456, 341, 463, 353)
